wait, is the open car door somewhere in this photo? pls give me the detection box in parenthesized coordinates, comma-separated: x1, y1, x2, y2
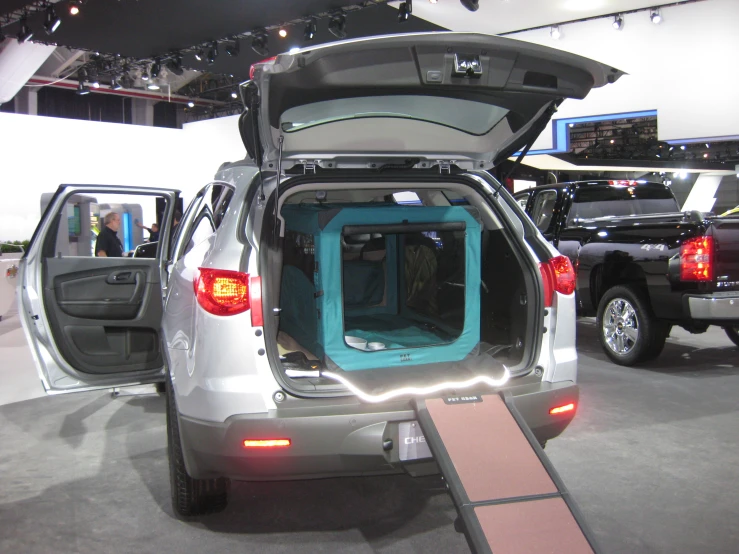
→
(18, 184, 179, 394)
(244, 32, 624, 171)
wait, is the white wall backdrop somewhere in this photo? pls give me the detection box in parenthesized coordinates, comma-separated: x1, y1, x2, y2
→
(0, 112, 244, 241)
(508, 0, 739, 151)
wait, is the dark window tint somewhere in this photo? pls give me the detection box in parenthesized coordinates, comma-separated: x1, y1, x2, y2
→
(569, 185, 679, 223)
(530, 190, 558, 232)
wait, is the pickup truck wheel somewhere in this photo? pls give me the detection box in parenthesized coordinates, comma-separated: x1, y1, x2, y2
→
(597, 286, 665, 366)
(166, 376, 230, 517)
(724, 326, 739, 347)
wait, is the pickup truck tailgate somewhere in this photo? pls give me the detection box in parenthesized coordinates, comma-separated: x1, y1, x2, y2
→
(713, 217, 739, 290)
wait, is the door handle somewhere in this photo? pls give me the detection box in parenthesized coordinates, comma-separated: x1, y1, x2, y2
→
(107, 271, 134, 284)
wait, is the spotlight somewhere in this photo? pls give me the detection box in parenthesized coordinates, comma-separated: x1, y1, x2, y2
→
(612, 15, 623, 30)
(328, 13, 347, 39)
(459, 0, 479, 12)
(187, 100, 195, 108)
(680, 145, 686, 150)
(304, 18, 317, 41)
(141, 68, 149, 81)
(650, 9, 661, 24)
(289, 47, 300, 54)
(69, 0, 81, 16)
(207, 41, 218, 64)
(706, 143, 710, 148)
(76, 80, 90, 95)
(231, 91, 238, 99)
(568, 123, 574, 128)
(399, 0, 412, 22)
(111, 78, 122, 90)
(44, 5, 62, 34)
(91, 80, 100, 88)
(278, 28, 287, 38)
(550, 25, 561, 40)
(703, 153, 708, 158)
(225, 38, 240, 57)
(166, 53, 184, 75)
(610, 139, 615, 144)
(147, 82, 160, 90)
(194, 49, 204, 61)
(251, 32, 269, 56)
(151, 60, 161, 78)
(17, 16, 33, 43)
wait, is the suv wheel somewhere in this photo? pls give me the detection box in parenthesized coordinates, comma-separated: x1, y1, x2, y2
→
(166, 376, 230, 517)
(596, 285, 666, 366)
(724, 326, 739, 347)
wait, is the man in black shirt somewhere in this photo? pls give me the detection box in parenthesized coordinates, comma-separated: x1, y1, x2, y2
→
(95, 212, 124, 257)
(136, 220, 160, 242)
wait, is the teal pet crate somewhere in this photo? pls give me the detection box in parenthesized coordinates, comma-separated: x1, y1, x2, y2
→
(279, 203, 481, 371)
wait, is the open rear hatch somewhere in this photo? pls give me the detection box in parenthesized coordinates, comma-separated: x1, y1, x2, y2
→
(242, 32, 624, 170)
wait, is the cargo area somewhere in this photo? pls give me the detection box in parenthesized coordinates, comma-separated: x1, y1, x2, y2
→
(266, 184, 538, 394)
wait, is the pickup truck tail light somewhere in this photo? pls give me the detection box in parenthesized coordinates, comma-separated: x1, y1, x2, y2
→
(249, 56, 278, 79)
(194, 268, 251, 316)
(680, 236, 713, 281)
(539, 255, 576, 307)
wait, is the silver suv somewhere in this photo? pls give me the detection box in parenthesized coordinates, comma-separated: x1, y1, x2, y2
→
(19, 33, 621, 517)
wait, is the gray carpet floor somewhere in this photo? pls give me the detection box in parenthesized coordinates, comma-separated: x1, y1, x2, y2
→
(0, 321, 737, 553)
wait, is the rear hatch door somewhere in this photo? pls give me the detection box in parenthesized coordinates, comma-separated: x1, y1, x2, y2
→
(245, 32, 624, 170)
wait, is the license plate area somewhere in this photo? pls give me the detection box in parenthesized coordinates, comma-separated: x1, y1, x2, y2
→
(398, 420, 433, 461)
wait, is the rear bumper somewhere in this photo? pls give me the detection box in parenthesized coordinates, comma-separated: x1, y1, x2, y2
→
(178, 380, 579, 480)
(686, 293, 739, 322)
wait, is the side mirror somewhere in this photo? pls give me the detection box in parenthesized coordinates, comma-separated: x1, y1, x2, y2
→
(132, 241, 158, 259)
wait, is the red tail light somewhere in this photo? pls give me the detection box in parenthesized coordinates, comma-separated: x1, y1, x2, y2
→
(539, 255, 576, 307)
(550, 403, 575, 415)
(249, 56, 278, 79)
(680, 236, 713, 281)
(243, 439, 291, 448)
(250, 276, 264, 327)
(194, 268, 251, 316)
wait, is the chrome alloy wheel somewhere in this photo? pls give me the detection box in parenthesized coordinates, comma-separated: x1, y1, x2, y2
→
(602, 298, 639, 355)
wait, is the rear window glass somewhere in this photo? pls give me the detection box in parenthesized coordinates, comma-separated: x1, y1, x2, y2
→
(568, 185, 679, 224)
(280, 96, 510, 136)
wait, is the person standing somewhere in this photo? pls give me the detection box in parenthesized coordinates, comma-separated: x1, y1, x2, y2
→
(136, 220, 160, 242)
(95, 212, 124, 257)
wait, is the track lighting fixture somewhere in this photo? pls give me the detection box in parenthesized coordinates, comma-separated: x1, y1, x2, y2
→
(328, 13, 347, 39)
(278, 28, 287, 38)
(550, 25, 561, 40)
(194, 49, 204, 62)
(44, 5, 61, 34)
(147, 81, 160, 90)
(459, 0, 479, 12)
(650, 9, 661, 24)
(187, 100, 195, 108)
(151, 60, 161, 78)
(612, 15, 623, 30)
(207, 41, 218, 64)
(69, 0, 81, 16)
(399, 0, 412, 22)
(166, 53, 184, 75)
(251, 32, 269, 56)
(304, 18, 317, 41)
(17, 15, 33, 43)
(110, 78, 122, 90)
(231, 91, 238, 99)
(76, 80, 90, 95)
(225, 38, 240, 57)
(141, 68, 149, 81)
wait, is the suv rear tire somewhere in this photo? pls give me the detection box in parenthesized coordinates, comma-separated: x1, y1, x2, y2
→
(596, 285, 666, 366)
(724, 326, 739, 347)
(166, 376, 230, 517)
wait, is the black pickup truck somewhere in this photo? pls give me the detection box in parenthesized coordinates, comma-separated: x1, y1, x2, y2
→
(515, 180, 739, 365)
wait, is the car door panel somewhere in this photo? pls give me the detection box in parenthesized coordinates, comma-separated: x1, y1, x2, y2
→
(19, 184, 179, 393)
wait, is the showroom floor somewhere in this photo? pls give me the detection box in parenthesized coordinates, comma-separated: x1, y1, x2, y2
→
(1, 307, 738, 553)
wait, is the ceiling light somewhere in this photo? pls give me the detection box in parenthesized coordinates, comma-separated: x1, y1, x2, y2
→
(278, 28, 287, 38)
(76, 80, 90, 95)
(328, 13, 347, 39)
(705, 143, 710, 148)
(680, 145, 686, 150)
(91, 80, 99, 88)
(231, 91, 238, 99)
(147, 82, 160, 90)
(703, 153, 708, 158)
(141, 68, 149, 81)
(44, 5, 61, 34)
(304, 18, 317, 40)
(568, 123, 574, 128)
(550, 25, 561, 40)
(669, 146, 674, 151)
(151, 60, 161, 78)
(610, 139, 615, 144)
(187, 100, 195, 108)
(110, 78, 122, 90)
(207, 41, 218, 64)
(612, 14, 623, 30)
(251, 33, 269, 56)
(225, 39, 240, 57)
(650, 9, 661, 24)
(399, 0, 412, 22)
(17, 16, 33, 43)
(459, 0, 479, 12)
(69, 0, 81, 16)
(194, 49, 204, 61)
